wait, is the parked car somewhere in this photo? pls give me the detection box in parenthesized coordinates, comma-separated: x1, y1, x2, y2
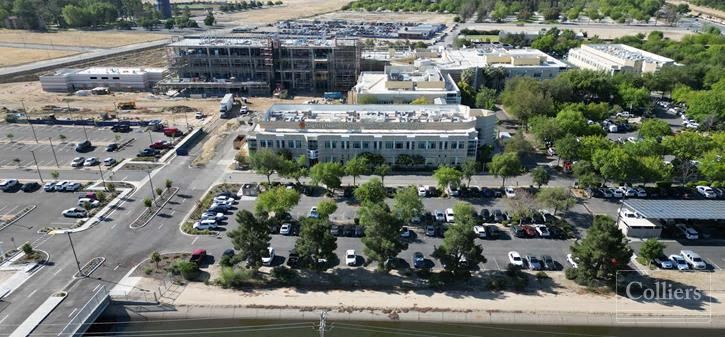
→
(618, 186, 636, 197)
(425, 224, 437, 237)
(193, 219, 219, 230)
(522, 225, 537, 238)
(77, 198, 100, 208)
(189, 249, 206, 264)
(526, 255, 542, 270)
(444, 208, 455, 223)
(201, 212, 225, 222)
(103, 157, 116, 166)
(83, 157, 99, 166)
(43, 181, 56, 192)
(354, 225, 365, 237)
(566, 254, 579, 268)
(505, 187, 516, 198)
(195, 111, 204, 119)
(675, 223, 699, 240)
(485, 225, 500, 239)
(75, 140, 92, 152)
(541, 255, 556, 270)
(508, 251, 524, 267)
(599, 188, 613, 198)
(473, 226, 487, 238)
(345, 250, 357, 266)
(434, 209, 445, 222)
(446, 184, 460, 197)
(412, 252, 425, 269)
(669, 254, 689, 270)
(21, 182, 40, 192)
(287, 251, 300, 267)
(308, 207, 319, 219)
(330, 224, 341, 236)
(105, 143, 118, 152)
(54, 181, 70, 191)
(609, 188, 624, 198)
(70, 157, 85, 167)
(62, 207, 87, 218)
(480, 209, 491, 222)
(400, 226, 412, 239)
(64, 182, 81, 192)
(417, 185, 428, 197)
(262, 247, 275, 266)
(510, 224, 526, 238)
(680, 250, 706, 270)
(137, 148, 160, 157)
(493, 209, 506, 222)
(696, 185, 717, 199)
(207, 204, 228, 213)
(534, 225, 550, 238)
(280, 223, 292, 235)
(213, 195, 236, 204)
(653, 255, 673, 269)
(635, 187, 647, 198)
(149, 140, 171, 149)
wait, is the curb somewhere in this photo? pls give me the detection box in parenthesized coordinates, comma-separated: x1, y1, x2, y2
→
(130, 187, 179, 229)
(0, 204, 37, 232)
(74, 256, 106, 279)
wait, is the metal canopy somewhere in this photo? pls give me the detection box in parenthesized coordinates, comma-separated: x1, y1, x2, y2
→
(622, 199, 725, 220)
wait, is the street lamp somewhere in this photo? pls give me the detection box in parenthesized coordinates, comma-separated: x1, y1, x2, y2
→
(147, 170, 157, 206)
(97, 163, 107, 191)
(48, 137, 59, 167)
(30, 150, 43, 184)
(20, 100, 38, 144)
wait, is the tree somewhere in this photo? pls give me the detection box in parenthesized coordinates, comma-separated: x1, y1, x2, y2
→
(662, 132, 712, 183)
(503, 132, 533, 159)
(569, 215, 633, 287)
(295, 218, 337, 271)
(354, 178, 386, 205)
(21, 243, 33, 255)
(531, 166, 550, 189)
(638, 239, 665, 266)
(487, 152, 521, 187)
(50, 171, 60, 180)
(433, 165, 462, 191)
(250, 149, 286, 184)
(474, 88, 497, 110)
(316, 199, 337, 219)
(554, 135, 581, 165)
(255, 186, 300, 216)
(150, 251, 161, 269)
(392, 186, 423, 223)
(555, 109, 589, 136)
(529, 116, 562, 144)
(164, 19, 174, 29)
(432, 203, 484, 276)
(699, 150, 725, 182)
(618, 83, 651, 112)
(460, 160, 478, 188)
(228, 210, 271, 270)
(203, 11, 215, 26)
(165, 179, 173, 189)
(344, 156, 368, 186)
(309, 162, 345, 193)
(639, 119, 671, 139)
(359, 202, 406, 271)
(501, 77, 554, 127)
(592, 147, 637, 184)
(143, 197, 152, 208)
(279, 155, 308, 185)
(373, 164, 391, 185)
(537, 187, 575, 216)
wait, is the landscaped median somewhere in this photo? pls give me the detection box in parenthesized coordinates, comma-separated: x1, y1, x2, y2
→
(181, 183, 241, 235)
(130, 185, 180, 229)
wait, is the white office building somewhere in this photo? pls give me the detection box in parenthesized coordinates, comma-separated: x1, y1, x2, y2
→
(40, 67, 165, 92)
(351, 64, 460, 104)
(247, 104, 496, 166)
(567, 44, 675, 75)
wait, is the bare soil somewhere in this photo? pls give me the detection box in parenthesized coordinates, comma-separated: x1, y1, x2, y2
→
(0, 47, 78, 67)
(215, 0, 343, 26)
(0, 29, 168, 48)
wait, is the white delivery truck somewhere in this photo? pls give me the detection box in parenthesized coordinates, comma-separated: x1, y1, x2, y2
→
(220, 93, 233, 118)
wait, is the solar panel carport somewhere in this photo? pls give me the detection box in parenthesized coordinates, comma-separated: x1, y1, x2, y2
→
(619, 200, 725, 238)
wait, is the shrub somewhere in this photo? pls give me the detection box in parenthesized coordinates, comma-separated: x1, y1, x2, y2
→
(271, 266, 299, 285)
(215, 266, 253, 289)
(144, 197, 153, 208)
(21, 243, 34, 255)
(564, 267, 577, 280)
(535, 271, 549, 280)
(169, 260, 199, 281)
(144, 266, 153, 275)
(106, 183, 116, 193)
(155, 188, 163, 197)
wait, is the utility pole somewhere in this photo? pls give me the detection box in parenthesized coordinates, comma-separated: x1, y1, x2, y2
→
(67, 232, 83, 277)
(30, 150, 43, 184)
(81, 122, 89, 142)
(314, 312, 332, 337)
(147, 170, 157, 205)
(21, 100, 39, 144)
(48, 137, 59, 167)
(147, 130, 153, 144)
(97, 163, 107, 191)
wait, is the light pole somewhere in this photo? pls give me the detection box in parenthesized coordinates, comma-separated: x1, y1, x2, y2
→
(97, 163, 107, 191)
(48, 137, 59, 167)
(30, 150, 43, 184)
(21, 100, 39, 144)
(147, 170, 157, 205)
(81, 122, 89, 142)
(147, 130, 153, 144)
(66, 232, 83, 277)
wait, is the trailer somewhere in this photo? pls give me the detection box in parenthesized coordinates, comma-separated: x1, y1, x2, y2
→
(220, 93, 233, 118)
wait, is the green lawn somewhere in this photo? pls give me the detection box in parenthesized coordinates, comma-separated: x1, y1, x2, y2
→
(461, 35, 499, 42)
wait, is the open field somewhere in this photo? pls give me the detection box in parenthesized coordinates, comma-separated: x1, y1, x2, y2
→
(467, 22, 695, 41)
(312, 10, 456, 24)
(0, 47, 78, 67)
(0, 30, 168, 48)
(215, 0, 343, 26)
(463, 35, 500, 42)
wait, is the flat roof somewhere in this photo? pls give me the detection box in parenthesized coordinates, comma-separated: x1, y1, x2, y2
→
(169, 37, 356, 48)
(435, 47, 568, 70)
(265, 104, 481, 124)
(585, 44, 674, 64)
(622, 200, 725, 220)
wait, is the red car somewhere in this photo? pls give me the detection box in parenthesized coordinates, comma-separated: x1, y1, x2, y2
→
(190, 249, 206, 264)
(149, 140, 171, 149)
(522, 225, 538, 238)
(163, 127, 183, 137)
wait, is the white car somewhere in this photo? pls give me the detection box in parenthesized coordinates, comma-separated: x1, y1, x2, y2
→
(308, 207, 319, 219)
(193, 219, 218, 230)
(0, 179, 19, 191)
(77, 198, 100, 208)
(195, 111, 204, 119)
(103, 157, 116, 166)
(445, 208, 455, 223)
(213, 196, 236, 204)
(43, 181, 56, 192)
(201, 212, 224, 222)
(434, 209, 445, 222)
(669, 254, 689, 270)
(505, 187, 516, 198)
(680, 250, 706, 270)
(54, 180, 70, 191)
(417, 185, 428, 197)
(64, 182, 81, 192)
(675, 223, 699, 240)
(609, 188, 624, 198)
(473, 226, 486, 238)
(508, 251, 524, 267)
(70, 157, 85, 167)
(83, 157, 98, 166)
(635, 187, 647, 198)
(345, 249, 356, 266)
(279, 223, 292, 235)
(696, 185, 717, 199)
(566, 254, 579, 269)
(617, 186, 636, 197)
(262, 247, 275, 266)
(62, 207, 87, 218)
(534, 225, 550, 238)
(446, 185, 460, 197)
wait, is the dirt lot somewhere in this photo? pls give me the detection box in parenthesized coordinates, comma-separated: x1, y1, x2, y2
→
(0, 81, 320, 125)
(0, 30, 168, 48)
(312, 10, 455, 24)
(0, 47, 78, 67)
(467, 22, 694, 40)
(215, 0, 342, 26)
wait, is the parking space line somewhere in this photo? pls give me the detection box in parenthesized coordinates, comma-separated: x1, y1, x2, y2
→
(158, 223, 165, 229)
(27, 289, 38, 298)
(113, 264, 120, 271)
(92, 284, 101, 292)
(53, 266, 65, 276)
(68, 307, 78, 318)
(711, 260, 722, 270)
(0, 314, 8, 325)
(493, 257, 501, 270)
(191, 236, 199, 245)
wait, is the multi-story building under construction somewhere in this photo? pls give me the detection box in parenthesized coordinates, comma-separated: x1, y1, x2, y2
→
(158, 36, 361, 97)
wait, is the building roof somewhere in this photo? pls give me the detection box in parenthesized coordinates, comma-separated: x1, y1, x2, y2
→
(622, 200, 725, 220)
(265, 104, 480, 124)
(433, 47, 568, 70)
(169, 37, 356, 48)
(584, 44, 674, 64)
(353, 65, 458, 95)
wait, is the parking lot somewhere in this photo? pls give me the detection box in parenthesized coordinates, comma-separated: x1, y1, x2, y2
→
(0, 124, 167, 168)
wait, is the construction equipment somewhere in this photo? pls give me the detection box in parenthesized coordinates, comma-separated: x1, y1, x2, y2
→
(116, 101, 136, 110)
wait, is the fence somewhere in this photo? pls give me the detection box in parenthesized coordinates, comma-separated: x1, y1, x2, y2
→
(58, 286, 109, 337)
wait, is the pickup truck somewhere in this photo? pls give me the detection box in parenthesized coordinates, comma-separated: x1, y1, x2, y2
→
(190, 249, 207, 264)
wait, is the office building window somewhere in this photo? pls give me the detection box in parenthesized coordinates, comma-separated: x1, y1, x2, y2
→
(295, 140, 302, 148)
(332, 141, 337, 149)
(451, 142, 458, 149)
(418, 141, 427, 149)
(353, 142, 361, 149)
(430, 142, 436, 149)
(362, 142, 369, 149)
(288, 140, 295, 148)
(385, 141, 393, 149)
(395, 141, 404, 149)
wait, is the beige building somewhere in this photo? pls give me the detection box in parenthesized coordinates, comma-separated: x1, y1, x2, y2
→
(567, 44, 675, 75)
(40, 67, 164, 92)
(350, 64, 460, 104)
(247, 104, 496, 166)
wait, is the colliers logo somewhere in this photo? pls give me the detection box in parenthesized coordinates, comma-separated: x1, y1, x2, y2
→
(625, 281, 703, 301)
